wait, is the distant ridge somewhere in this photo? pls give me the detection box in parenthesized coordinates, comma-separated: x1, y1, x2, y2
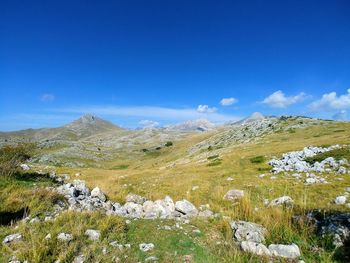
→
(166, 118, 215, 132)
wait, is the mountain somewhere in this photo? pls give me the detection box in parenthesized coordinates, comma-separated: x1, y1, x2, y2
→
(166, 118, 216, 132)
(0, 114, 123, 143)
(63, 114, 122, 138)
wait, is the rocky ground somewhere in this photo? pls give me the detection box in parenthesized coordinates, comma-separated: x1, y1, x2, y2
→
(1, 115, 350, 262)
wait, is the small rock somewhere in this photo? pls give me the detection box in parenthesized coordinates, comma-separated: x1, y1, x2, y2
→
(139, 243, 155, 252)
(269, 196, 294, 207)
(224, 189, 244, 201)
(145, 256, 158, 262)
(268, 243, 301, 259)
(335, 196, 347, 205)
(85, 229, 101, 241)
(2, 233, 22, 244)
(73, 254, 85, 263)
(57, 233, 73, 242)
(191, 186, 199, 191)
(45, 233, 51, 240)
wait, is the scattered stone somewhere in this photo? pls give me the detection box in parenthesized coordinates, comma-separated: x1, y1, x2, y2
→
(224, 189, 244, 201)
(20, 164, 30, 171)
(269, 196, 294, 207)
(73, 254, 85, 263)
(335, 196, 347, 205)
(145, 256, 158, 262)
(227, 177, 234, 181)
(268, 243, 301, 259)
(57, 233, 73, 242)
(191, 186, 199, 191)
(139, 243, 155, 252)
(230, 221, 267, 243)
(85, 229, 101, 241)
(30, 217, 40, 223)
(45, 233, 51, 240)
(2, 233, 22, 244)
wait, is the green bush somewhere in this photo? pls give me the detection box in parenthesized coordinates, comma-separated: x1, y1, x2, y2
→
(165, 141, 173, 147)
(249, 155, 265, 164)
(0, 144, 35, 177)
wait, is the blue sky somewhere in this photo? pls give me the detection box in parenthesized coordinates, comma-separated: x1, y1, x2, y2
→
(1, 0, 350, 131)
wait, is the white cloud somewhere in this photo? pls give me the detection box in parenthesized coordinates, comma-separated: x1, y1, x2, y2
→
(333, 110, 348, 121)
(53, 105, 240, 124)
(138, 120, 159, 128)
(220, 97, 238, 106)
(196, 104, 217, 113)
(262, 90, 306, 108)
(309, 89, 350, 111)
(40, 93, 55, 102)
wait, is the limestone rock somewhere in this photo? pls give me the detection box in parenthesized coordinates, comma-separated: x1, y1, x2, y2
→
(230, 221, 267, 243)
(175, 200, 198, 217)
(224, 189, 244, 201)
(268, 243, 301, 259)
(240, 241, 271, 256)
(85, 229, 101, 241)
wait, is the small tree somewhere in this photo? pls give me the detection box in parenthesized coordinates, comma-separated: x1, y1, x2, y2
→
(0, 144, 34, 177)
(165, 141, 173, 147)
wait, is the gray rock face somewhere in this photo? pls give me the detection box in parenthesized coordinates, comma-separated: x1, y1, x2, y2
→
(240, 241, 271, 256)
(268, 243, 301, 259)
(230, 221, 267, 243)
(269, 196, 294, 207)
(224, 189, 244, 201)
(139, 243, 155, 252)
(91, 187, 106, 202)
(2, 233, 22, 244)
(57, 233, 73, 242)
(175, 200, 198, 217)
(85, 229, 101, 241)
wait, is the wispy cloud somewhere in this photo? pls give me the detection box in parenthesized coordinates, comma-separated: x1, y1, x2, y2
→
(54, 105, 240, 124)
(196, 104, 217, 113)
(138, 119, 159, 128)
(40, 93, 55, 102)
(220, 97, 238, 106)
(309, 89, 350, 111)
(262, 90, 306, 108)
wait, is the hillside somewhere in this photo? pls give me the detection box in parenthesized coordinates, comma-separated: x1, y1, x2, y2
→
(1, 115, 350, 262)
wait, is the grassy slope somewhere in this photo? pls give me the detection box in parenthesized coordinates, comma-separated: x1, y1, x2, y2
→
(1, 120, 350, 262)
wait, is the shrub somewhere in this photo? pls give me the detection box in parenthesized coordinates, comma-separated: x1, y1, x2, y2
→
(165, 141, 173, 147)
(249, 155, 265, 164)
(0, 144, 35, 177)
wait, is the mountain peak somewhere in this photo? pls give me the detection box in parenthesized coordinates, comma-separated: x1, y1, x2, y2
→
(248, 112, 264, 120)
(64, 114, 122, 136)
